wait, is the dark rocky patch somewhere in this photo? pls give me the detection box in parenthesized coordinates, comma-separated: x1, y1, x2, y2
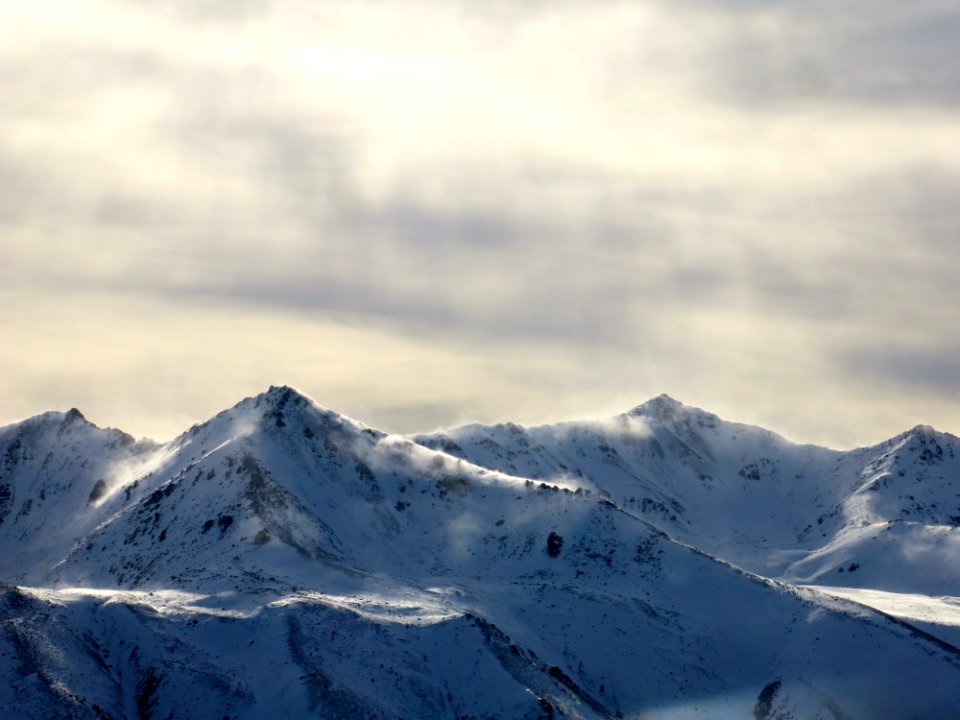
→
(88, 479, 107, 504)
(546, 532, 564, 558)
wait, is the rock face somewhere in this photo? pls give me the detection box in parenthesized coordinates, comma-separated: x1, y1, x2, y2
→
(1, 386, 959, 719)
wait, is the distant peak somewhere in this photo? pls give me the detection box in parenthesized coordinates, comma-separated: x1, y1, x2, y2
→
(16, 408, 89, 429)
(249, 385, 318, 413)
(629, 394, 684, 419)
(247, 385, 316, 429)
(64, 407, 86, 423)
(901, 423, 951, 445)
(262, 384, 308, 402)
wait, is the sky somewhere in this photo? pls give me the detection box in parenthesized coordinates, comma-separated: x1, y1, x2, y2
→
(2, 0, 958, 448)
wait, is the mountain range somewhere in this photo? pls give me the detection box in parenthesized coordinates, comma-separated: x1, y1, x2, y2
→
(2, 386, 958, 719)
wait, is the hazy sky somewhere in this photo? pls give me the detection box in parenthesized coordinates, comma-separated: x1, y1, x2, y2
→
(2, 0, 958, 447)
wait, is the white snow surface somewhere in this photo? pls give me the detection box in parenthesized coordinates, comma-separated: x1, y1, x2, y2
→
(806, 585, 960, 647)
(1, 386, 958, 719)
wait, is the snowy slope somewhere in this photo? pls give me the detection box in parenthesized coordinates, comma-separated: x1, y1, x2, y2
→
(0, 409, 163, 581)
(415, 395, 960, 595)
(2, 387, 959, 719)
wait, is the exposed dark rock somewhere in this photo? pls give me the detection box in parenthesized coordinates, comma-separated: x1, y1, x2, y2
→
(546, 532, 563, 558)
(88, 479, 107, 505)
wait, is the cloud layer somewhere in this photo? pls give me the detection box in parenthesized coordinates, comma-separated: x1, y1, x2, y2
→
(2, 0, 958, 446)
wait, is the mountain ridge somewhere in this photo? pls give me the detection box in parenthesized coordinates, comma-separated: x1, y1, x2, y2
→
(6, 385, 954, 452)
(2, 386, 958, 719)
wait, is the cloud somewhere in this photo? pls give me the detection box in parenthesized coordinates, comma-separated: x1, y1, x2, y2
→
(1, 0, 958, 447)
(839, 341, 960, 399)
(695, 0, 960, 109)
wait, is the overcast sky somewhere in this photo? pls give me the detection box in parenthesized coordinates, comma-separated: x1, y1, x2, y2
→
(2, 0, 958, 447)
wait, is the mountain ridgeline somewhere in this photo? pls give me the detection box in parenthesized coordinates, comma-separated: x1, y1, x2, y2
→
(1, 386, 958, 719)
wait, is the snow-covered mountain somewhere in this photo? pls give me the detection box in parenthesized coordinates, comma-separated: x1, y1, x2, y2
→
(2, 387, 958, 719)
(416, 394, 960, 596)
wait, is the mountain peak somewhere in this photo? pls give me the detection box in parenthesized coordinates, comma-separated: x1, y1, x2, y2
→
(883, 423, 950, 450)
(260, 384, 309, 404)
(242, 385, 323, 430)
(64, 407, 86, 423)
(2, 407, 93, 434)
(629, 393, 685, 419)
(236, 384, 318, 416)
(236, 385, 384, 441)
